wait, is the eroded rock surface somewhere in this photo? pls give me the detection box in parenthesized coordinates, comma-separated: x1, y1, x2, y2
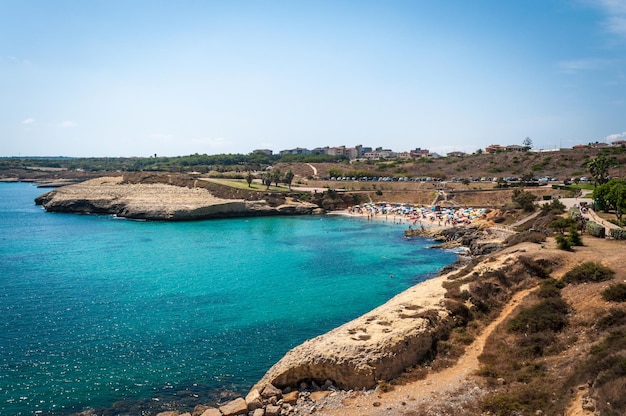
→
(252, 273, 456, 392)
(35, 177, 321, 220)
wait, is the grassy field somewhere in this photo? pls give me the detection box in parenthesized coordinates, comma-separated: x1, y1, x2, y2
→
(202, 178, 291, 192)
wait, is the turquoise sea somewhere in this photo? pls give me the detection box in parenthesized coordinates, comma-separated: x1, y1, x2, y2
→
(0, 182, 456, 415)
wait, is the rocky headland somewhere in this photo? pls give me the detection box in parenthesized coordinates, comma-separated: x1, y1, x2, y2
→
(35, 175, 322, 220)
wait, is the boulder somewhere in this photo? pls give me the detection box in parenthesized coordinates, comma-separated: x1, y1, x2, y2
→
(245, 388, 264, 411)
(251, 273, 453, 391)
(265, 404, 281, 416)
(199, 408, 222, 416)
(191, 405, 209, 416)
(260, 383, 282, 399)
(219, 397, 248, 416)
(309, 391, 331, 402)
(282, 390, 299, 405)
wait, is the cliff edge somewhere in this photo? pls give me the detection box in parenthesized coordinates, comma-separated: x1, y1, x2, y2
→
(35, 176, 321, 220)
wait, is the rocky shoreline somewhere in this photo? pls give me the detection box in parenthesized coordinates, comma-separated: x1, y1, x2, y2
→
(34, 176, 577, 416)
(39, 176, 513, 416)
(130, 220, 525, 416)
(35, 176, 322, 220)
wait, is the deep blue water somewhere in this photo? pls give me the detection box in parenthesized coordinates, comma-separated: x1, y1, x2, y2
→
(0, 182, 456, 415)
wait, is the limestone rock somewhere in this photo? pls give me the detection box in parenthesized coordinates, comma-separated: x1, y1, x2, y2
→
(252, 408, 265, 416)
(199, 408, 222, 416)
(35, 176, 321, 221)
(245, 388, 264, 411)
(191, 405, 209, 416)
(252, 272, 453, 392)
(309, 391, 331, 402)
(265, 404, 281, 416)
(261, 383, 282, 399)
(282, 390, 299, 405)
(219, 397, 248, 416)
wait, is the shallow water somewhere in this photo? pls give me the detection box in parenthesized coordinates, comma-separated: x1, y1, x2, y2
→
(0, 182, 456, 415)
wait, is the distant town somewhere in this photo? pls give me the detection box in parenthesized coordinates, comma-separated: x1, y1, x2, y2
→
(254, 139, 626, 161)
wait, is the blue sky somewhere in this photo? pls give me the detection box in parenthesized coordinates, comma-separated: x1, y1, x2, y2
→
(1, 0, 626, 157)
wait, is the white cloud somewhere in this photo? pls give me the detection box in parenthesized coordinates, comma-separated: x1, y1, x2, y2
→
(558, 58, 609, 73)
(59, 120, 77, 128)
(605, 131, 626, 141)
(21, 118, 35, 125)
(587, 0, 626, 39)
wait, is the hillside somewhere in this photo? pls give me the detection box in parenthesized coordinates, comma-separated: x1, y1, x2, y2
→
(302, 234, 626, 416)
(275, 147, 626, 183)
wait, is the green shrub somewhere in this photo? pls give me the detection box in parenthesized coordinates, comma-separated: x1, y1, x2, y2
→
(597, 308, 626, 329)
(567, 225, 583, 246)
(602, 283, 626, 302)
(610, 228, 626, 240)
(586, 221, 606, 238)
(507, 297, 569, 333)
(536, 278, 564, 298)
(556, 233, 572, 251)
(563, 262, 615, 284)
(504, 231, 546, 246)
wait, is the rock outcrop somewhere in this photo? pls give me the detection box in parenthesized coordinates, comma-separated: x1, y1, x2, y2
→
(251, 273, 460, 393)
(35, 177, 322, 220)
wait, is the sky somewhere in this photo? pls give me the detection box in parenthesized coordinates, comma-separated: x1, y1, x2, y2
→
(1, 0, 626, 157)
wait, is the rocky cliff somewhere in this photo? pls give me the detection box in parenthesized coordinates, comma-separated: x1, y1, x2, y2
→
(35, 176, 322, 220)
(251, 272, 460, 393)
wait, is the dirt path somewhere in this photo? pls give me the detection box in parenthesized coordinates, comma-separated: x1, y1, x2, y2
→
(315, 288, 535, 416)
(307, 163, 318, 177)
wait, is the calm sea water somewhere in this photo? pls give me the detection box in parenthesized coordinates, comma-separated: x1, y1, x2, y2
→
(0, 182, 456, 415)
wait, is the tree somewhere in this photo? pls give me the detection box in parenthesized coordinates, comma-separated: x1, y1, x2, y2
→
(245, 171, 254, 188)
(523, 137, 533, 149)
(512, 188, 537, 212)
(262, 171, 273, 190)
(272, 168, 281, 187)
(283, 170, 295, 190)
(586, 154, 611, 186)
(549, 217, 575, 233)
(593, 178, 626, 222)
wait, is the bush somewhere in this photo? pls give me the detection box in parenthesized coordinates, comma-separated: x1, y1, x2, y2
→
(610, 228, 626, 240)
(602, 283, 626, 302)
(536, 278, 564, 298)
(504, 231, 546, 246)
(556, 233, 572, 251)
(597, 308, 626, 329)
(542, 198, 566, 213)
(512, 189, 537, 212)
(507, 297, 569, 333)
(586, 221, 606, 238)
(567, 225, 583, 246)
(563, 262, 615, 284)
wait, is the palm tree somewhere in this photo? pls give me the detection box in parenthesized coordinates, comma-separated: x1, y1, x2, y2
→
(272, 168, 281, 187)
(586, 155, 611, 186)
(245, 171, 254, 188)
(284, 170, 294, 190)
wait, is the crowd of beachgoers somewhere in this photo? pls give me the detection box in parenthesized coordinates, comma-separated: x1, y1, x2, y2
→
(346, 202, 486, 228)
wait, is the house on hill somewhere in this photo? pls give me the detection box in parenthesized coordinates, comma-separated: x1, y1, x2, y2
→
(505, 145, 531, 152)
(485, 144, 505, 153)
(446, 151, 466, 157)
